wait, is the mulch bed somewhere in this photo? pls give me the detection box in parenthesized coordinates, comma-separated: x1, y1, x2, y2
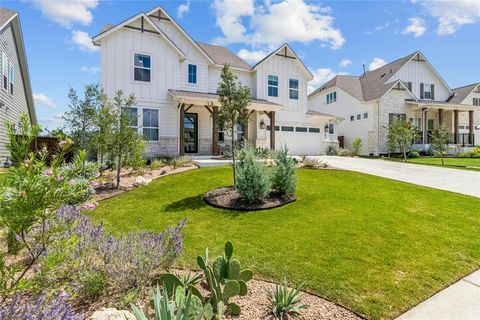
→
(204, 187, 296, 211)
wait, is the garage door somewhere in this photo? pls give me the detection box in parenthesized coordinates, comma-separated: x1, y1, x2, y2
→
(267, 126, 323, 155)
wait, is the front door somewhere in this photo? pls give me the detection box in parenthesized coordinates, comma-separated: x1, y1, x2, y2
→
(184, 113, 198, 154)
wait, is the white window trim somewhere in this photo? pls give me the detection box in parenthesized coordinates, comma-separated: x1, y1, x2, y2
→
(142, 107, 160, 142)
(133, 51, 152, 83)
(8, 62, 14, 96)
(2, 52, 7, 92)
(424, 83, 432, 100)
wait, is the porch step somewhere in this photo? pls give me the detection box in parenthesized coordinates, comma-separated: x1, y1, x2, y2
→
(193, 158, 232, 168)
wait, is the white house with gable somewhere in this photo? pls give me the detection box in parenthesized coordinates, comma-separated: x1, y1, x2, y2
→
(308, 51, 479, 155)
(92, 6, 341, 158)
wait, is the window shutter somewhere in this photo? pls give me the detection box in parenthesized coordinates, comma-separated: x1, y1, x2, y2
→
(408, 82, 412, 92)
(420, 83, 424, 99)
(431, 84, 435, 100)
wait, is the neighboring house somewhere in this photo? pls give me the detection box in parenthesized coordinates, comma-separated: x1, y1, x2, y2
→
(0, 8, 36, 166)
(92, 6, 341, 157)
(308, 51, 479, 155)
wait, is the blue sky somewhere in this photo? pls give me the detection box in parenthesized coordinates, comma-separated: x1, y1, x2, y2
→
(4, 0, 480, 129)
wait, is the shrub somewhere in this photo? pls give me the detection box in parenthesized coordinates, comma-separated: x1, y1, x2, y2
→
(352, 138, 362, 156)
(337, 148, 351, 157)
(0, 292, 84, 320)
(78, 270, 108, 300)
(236, 145, 270, 203)
(150, 159, 164, 170)
(271, 146, 296, 195)
(255, 147, 271, 159)
(326, 145, 337, 156)
(408, 151, 420, 158)
(303, 157, 320, 168)
(40, 206, 187, 295)
(299, 154, 308, 163)
(269, 278, 308, 319)
(457, 146, 480, 158)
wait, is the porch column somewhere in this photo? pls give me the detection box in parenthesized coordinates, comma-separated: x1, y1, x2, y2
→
(179, 103, 185, 156)
(454, 110, 459, 144)
(269, 111, 276, 150)
(469, 110, 474, 145)
(422, 108, 428, 144)
(438, 108, 443, 127)
(212, 106, 219, 155)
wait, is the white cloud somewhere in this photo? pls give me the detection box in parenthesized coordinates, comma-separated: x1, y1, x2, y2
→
(39, 113, 65, 129)
(403, 17, 427, 37)
(237, 48, 268, 64)
(339, 59, 352, 68)
(81, 66, 100, 74)
(33, 93, 57, 109)
(417, 0, 480, 35)
(212, 0, 345, 49)
(365, 21, 391, 34)
(71, 30, 98, 52)
(177, 1, 190, 19)
(307, 68, 337, 93)
(368, 58, 386, 71)
(31, 0, 98, 28)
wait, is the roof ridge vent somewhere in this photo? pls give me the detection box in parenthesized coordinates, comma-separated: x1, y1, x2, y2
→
(380, 73, 386, 77)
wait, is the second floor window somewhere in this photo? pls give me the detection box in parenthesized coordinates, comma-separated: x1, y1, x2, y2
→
(9, 63, 14, 95)
(134, 53, 151, 82)
(326, 91, 336, 104)
(268, 75, 278, 97)
(143, 108, 159, 141)
(289, 79, 299, 100)
(188, 64, 197, 84)
(473, 98, 480, 106)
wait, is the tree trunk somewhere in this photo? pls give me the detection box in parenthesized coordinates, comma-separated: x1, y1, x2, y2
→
(232, 126, 236, 190)
(403, 148, 407, 162)
(116, 155, 121, 189)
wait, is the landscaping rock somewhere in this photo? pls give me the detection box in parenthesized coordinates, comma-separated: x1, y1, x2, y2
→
(133, 176, 151, 187)
(89, 308, 135, 320)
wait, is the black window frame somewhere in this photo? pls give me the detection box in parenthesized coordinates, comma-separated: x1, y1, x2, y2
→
(268, 75, 279, 97)
(289, 78, 299, 100)
(134, 53, 151, 82)
(188, 64, 197, 84)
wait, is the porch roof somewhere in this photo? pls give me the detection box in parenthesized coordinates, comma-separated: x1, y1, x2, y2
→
(169, 89, 284, 112)
(306, 110, 344, 123)
(405, 99, 477, 111)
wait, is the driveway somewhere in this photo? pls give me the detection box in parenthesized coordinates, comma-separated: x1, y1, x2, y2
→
(316, 156, 480, 198)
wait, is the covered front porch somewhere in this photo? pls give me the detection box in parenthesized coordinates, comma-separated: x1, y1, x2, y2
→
(406, 100, 476, 149)
(169, 90, 284, 156)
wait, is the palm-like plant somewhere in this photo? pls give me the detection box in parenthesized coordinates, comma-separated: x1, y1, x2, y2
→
(269, 279, 308, 319)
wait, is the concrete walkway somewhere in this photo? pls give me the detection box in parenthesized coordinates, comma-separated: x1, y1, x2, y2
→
(396, 269, 480, 320)
(316, 156, 480, 198)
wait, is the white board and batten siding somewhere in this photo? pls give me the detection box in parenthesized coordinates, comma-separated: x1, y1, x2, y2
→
(208, 66, 253, 94)
(391, 59, 451, 101)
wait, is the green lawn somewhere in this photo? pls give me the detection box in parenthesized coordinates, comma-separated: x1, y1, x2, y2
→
(383, 157, 480, 171)
(91, 167, 480, 319)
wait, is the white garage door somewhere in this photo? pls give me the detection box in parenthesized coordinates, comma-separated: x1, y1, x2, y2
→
(267, 126, 323, 155)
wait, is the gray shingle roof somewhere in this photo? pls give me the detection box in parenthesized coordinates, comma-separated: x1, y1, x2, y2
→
(197, 42, 251, 70)
(0, 8, 16, 29)
(168, 89, 281, 106)
(448, 83, 479, 104)
(309, 52, 417, 102)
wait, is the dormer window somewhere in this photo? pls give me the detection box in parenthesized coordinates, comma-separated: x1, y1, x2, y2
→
(134, 53, 151, 82)
(268, 75, 278, 97)
(473, 98, 480, 106)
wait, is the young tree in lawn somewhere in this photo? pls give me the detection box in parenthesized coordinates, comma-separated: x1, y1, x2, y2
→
(92, 99, 115, 170)
(430, 124, 451, 166)
(216, 64, 252, 189)
(388, 119, 418, 162)
(63, 84, 104, 154)
(108, 90, 144, 189)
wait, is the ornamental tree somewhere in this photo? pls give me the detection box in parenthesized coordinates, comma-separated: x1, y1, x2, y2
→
(216, 64, 252, 189)
(430, 124, 451, 166)
(386, 119, 418, 162)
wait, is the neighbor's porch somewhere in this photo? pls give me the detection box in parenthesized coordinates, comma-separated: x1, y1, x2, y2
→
(406, 101, 476, 149)
(169, 90, 284, 156)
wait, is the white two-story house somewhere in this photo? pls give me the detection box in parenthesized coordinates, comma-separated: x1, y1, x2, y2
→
(92, 6, 340, 158)
(308, 51, 479, 155)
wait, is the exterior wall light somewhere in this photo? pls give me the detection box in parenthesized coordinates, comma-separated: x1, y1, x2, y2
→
(259, 120, 266, 129)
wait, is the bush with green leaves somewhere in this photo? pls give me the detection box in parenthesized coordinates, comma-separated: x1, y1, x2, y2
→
(269, 277, 308, 319)
(271, 146, 296, 195)
(458, 146, 480, 158)
(352, 138, 362, 156)
(131, 285, 215, 320)
(337, 148, 351, 157)
(236, 144, 270, 203)
(326, 145, 338, 156)
(196, 241, 253, 316)
(78, 270, 108, 300)
(150, 159, 165, 170)
(408, 151, 420, 158)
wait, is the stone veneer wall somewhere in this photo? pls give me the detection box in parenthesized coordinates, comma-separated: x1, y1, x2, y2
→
(144, 136, 178, 158)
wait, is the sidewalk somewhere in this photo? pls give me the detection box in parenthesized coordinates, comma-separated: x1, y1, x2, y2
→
(396, 269, 480, 320)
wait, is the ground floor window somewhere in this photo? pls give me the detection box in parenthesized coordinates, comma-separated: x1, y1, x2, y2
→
(143, 108, 159, 141)
(389, 113, 406, 123)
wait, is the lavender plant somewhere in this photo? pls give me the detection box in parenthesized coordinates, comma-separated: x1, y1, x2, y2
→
(42, 206, 187, 296)
(0, 291, 84, 320)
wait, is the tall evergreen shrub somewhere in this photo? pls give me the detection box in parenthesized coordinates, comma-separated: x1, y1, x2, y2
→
(236, 145, 270, 203)
(272, 146, 297, 195)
